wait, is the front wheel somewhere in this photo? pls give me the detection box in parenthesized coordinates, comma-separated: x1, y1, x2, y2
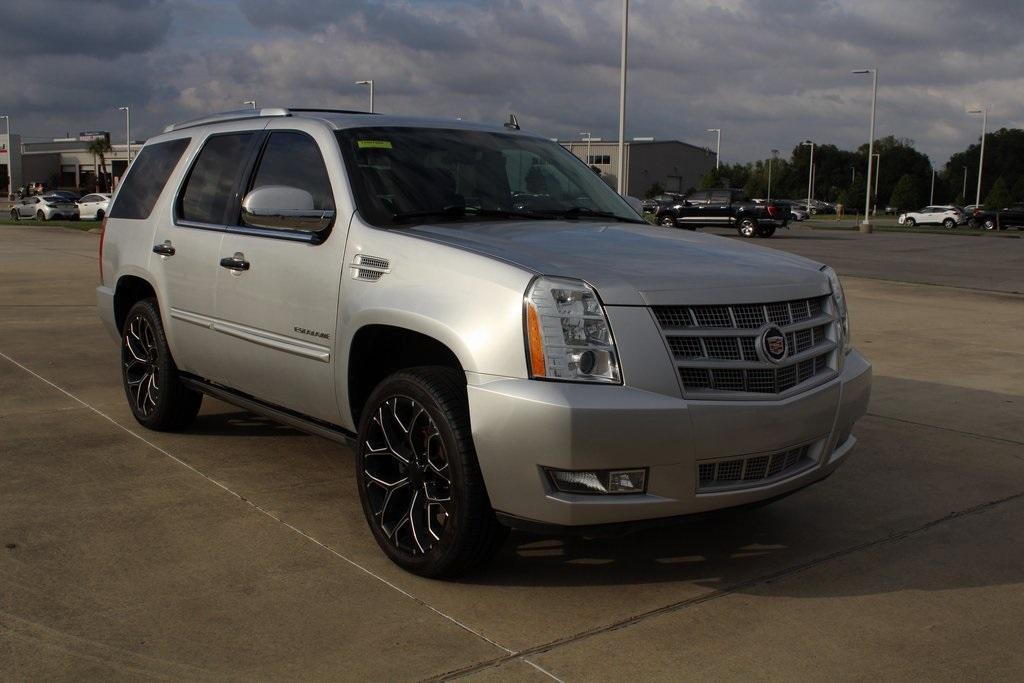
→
(905, 217, 916, 227)
(943, 218, 956, 229)
(356, 367, 507, 578)
(659, 215, 676, 227)
(35, 210, 45, 221)
(737, 217, 758, 238)
(121, 299, 203, 430)
(9, 209, 18, 221)
(96, 209, 105, 221)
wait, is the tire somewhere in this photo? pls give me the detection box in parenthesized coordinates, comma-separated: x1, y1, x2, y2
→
(905, 217, 916, 227)
(36, 210, 46, 221)
(943, 218, 956, 229)
(121, 299, 203, 431)
(96, 209, 105, 221)
(9, 209, 18, 221)
(737, 217, 758, 238)
(984, 218, 996, 231)
(756, 224, 776, 238)
(659, 215, 676, 227)
(356, 367, 507, 578)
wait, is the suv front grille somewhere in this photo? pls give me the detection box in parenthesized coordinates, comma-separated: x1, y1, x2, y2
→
(653, 296, 837, 398)
(697, 444, 812, 491)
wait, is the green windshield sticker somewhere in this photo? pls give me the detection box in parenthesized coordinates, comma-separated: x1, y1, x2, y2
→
(357, 140, 392, 149)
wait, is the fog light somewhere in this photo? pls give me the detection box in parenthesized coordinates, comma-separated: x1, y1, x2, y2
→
(546, 468, 647, 495)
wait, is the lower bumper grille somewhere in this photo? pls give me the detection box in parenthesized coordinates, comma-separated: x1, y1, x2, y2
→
(697, 445, 812, 491)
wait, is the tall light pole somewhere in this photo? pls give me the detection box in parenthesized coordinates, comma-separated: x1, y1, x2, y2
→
(767, 149, 778, 201)
(852, 68, 878, 232)
(706, 128, 721, 169)
(802, 140, 815, 215)
(968, 108, 987, 207)
(616, 0, 629, 195)
(872, 152, 880, 214)
(962, 166, 968, 201)
(580, 131, 593, 165)
(930, 168, 936, 204)
(243, 100, 256, 110)
(1, 114, 10, 199)
(118, 106, 131, 165)
(355, 80, 374, 113)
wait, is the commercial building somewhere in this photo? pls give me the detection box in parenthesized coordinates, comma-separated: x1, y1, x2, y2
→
(18, 131, 140, 194)
(560, 138, 716, 197)
(1, 132, 23, 199)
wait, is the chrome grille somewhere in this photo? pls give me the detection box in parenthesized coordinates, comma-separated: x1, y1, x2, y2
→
(653, 296, 836, 398)
(697, 445, 812, 491)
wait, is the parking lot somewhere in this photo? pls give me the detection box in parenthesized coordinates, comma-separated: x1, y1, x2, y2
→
(2, 224, 1023, 680)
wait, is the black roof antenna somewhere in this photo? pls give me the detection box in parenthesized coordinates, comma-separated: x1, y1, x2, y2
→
(504, 113, 520, 130)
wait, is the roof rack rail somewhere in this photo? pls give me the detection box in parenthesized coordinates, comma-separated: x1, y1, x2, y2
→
(163, 107, 291, 133)
(288, 108, 379, 116)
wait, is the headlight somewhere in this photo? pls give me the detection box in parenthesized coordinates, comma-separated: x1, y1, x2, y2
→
(524, 276, 621, 383)
(821, 266, 851, 354)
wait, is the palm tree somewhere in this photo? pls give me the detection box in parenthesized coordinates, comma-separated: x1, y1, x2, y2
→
(87, 138, 113, 192)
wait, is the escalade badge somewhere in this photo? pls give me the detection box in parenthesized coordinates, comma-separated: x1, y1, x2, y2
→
(757, 325, 787, 364)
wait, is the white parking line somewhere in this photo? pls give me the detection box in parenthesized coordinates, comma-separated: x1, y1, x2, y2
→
(0, 349, 528, 666)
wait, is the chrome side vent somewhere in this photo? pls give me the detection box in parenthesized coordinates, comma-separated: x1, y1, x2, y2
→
(351, 254, 390, 281)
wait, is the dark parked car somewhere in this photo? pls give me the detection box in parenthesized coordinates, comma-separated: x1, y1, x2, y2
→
(641, 192, 686, 214)
(655, 188, 789, 238)
(969, 204, 1024, 230)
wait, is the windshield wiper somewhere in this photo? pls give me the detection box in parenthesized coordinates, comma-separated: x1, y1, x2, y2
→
(520, 206, 644, 223)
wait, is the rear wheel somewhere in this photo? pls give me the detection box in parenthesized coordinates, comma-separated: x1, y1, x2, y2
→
(737, 217, 758, 238)
(756, 224, 776, 238)
(659, 215, 676, 227)
(121, 299, 203, 430)
(356, 367, 507, 578)
(96, 209, 105, 221)
(35, 210, 45, 221)
(905, 217, 916, 227)
(9, 209, 18, 221)
(942, 218, 956, 229)
(984, 218, 996, 230)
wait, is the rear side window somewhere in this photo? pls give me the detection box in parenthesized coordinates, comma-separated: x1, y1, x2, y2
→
(109, 138, 190, 220)
(248, 132, 334, 213)
(178, 133, 254, 225)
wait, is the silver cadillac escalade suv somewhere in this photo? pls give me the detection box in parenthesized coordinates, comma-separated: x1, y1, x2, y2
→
(97, 108, 871, 577)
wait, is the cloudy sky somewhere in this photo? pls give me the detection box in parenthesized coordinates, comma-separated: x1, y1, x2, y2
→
(5, 0, 1022, 165)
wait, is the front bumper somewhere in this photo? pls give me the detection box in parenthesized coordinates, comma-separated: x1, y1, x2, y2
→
(468, 350, 871, 528)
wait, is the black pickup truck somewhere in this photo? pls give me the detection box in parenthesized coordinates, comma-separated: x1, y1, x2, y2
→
(655, 188, 789, 238)
(969, 204, 1024, 230)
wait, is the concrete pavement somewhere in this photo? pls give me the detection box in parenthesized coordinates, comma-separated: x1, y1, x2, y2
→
(1, 225, 1022, 680)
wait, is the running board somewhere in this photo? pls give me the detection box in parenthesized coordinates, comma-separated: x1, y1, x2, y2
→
(180, 374, 357, 449)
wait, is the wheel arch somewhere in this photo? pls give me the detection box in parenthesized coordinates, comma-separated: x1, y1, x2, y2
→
(114, 274, 158, 333)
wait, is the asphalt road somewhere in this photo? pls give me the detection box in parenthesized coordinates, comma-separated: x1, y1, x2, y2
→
(2, 225, 1023, 680)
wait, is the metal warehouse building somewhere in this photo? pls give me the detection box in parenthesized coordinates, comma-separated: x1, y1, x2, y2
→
(560, 138, 716, 197)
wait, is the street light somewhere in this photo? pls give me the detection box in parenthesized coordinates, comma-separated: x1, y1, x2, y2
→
(243, 100, 256, 110)
(580, 131, 593, 166)
(1, 114, 10, 199)
(118, 106, 131, 165)
(767, 149, 778, 201)
(616, 0, 629, 195)
(706, 128, 721, 169)
(872, 152, 880, 215)
(852, 68, 878, 232)
(802, 140, 815, 216)
(930, 168, 936, 205)
(962, 166, 968, 201)
(355, 80, 374, 113)
(968, 108, 987, 207)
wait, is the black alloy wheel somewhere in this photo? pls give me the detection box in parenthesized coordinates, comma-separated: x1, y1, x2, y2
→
(356, 367, 507, 577)
(121, 299, 202, 430)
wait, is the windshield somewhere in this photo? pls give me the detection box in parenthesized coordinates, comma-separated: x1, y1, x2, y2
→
(335, 127, 643, 227)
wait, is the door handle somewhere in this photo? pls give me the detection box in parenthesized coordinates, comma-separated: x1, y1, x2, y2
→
(152, 241, 176, 256)
(219, 253, 250, 271)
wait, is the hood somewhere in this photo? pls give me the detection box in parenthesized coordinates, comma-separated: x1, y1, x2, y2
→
(407, 221, 829, 305)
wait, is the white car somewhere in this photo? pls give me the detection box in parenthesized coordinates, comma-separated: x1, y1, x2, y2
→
(898, 205, 964, 229)
(9, 194, 80, 221)
(77, 193, 112, 220)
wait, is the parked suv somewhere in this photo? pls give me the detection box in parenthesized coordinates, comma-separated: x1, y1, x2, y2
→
(655, 188, 789, 237)
(97, 108, 871, 577)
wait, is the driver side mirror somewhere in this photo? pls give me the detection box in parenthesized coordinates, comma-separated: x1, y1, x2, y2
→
(241, 185, 335, 233)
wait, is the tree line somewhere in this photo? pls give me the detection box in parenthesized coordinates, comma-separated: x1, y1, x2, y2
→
(651, 129, 1024, 211)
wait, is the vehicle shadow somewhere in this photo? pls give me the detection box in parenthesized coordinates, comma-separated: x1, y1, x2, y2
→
(187, 410, 306, 437)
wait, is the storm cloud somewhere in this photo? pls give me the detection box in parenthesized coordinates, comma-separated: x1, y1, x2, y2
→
(4, 0, 1022, 165)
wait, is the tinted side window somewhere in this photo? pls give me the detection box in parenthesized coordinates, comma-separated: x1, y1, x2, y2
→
(179, 133, 254, 224)
(247, 132, 334, 216)
(109, 138, 190, 220)
(709, 190, 731, 204)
